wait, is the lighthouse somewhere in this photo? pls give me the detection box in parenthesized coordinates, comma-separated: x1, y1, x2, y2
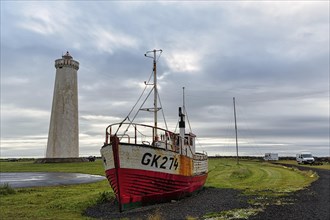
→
(46, 52, 80, 159)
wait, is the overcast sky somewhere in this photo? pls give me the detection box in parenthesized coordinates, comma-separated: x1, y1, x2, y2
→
(1, 1, 329, 158)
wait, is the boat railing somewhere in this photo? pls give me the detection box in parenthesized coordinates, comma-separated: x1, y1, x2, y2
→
(105, 123, 207, 157)
(194, 152, 208, 160)
(105, 122, 180, 152)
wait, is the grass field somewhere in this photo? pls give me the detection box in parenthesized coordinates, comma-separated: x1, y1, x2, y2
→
(207, 158, 319, 194)
(0, 160, 109, 220)
(0, 160, 104, 175)
(0, 158, 321, 220)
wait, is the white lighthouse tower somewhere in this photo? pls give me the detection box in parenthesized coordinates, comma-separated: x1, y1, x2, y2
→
(46, 52, 80, 160)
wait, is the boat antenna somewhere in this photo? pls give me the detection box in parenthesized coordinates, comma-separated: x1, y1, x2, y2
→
(145, 49, 162, 140)
(182, 87, 185, 112)
(233, 97, 239, 165)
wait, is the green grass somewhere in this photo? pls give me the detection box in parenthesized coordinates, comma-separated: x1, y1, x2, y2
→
(0, 160, 105, 175)
(0, 158, 319, 220)
(1, 181, 111, 219)
(0, 159, 110, 220)
(204, 208, 262, 220)
(206, 158, 318, 194)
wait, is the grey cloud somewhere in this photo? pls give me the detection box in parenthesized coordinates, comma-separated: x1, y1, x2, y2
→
(1, 1, 329, 158)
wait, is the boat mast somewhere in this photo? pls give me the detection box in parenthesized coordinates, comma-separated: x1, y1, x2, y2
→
(233, 97, 239, 165)
(145, 49, 162, 140)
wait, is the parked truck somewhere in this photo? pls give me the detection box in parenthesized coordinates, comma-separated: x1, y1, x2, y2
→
(296, 152, 315, 164)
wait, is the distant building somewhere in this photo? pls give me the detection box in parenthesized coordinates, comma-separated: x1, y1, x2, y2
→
(46, 52, 79, 158)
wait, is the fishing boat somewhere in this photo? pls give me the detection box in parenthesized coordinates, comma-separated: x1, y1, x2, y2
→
(100, 49, 208, 212)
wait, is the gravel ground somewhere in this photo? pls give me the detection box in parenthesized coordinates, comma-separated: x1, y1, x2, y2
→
(85, 165, 330, 220)
(84, 188, 250, 219)
(250, 165, 330, 220)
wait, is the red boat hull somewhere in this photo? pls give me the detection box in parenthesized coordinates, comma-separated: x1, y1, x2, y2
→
(105, 167, 208, 209)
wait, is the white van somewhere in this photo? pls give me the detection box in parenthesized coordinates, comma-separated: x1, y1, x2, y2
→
(296, 152, 315, 164)
(264, 153, 279, 161)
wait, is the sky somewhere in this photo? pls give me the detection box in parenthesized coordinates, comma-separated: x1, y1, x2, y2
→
(1, 1, 329, 158)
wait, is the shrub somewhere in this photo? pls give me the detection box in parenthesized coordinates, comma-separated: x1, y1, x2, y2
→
(95, 191, 113, 204)
(0, 183, 16, 195)
(230, 167, 252, 179)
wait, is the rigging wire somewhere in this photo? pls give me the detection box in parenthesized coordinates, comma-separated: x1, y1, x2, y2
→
(121, 87, 154, 138)
(195, 137, 206, 155)
(181, 88, 205, 152)
(114, 83, 147, 136)
(184, 106, 193, 133)
(114, 68, 154, 136)
(182, 87, 192, 134)
(174, 120, 179, 133)
(157, 91, 168, 130)
(156, 51, 163, 63)
(115, 50, 169, 141)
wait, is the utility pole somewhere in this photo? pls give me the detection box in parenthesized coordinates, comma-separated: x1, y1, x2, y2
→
(233, 97, 239, 165)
